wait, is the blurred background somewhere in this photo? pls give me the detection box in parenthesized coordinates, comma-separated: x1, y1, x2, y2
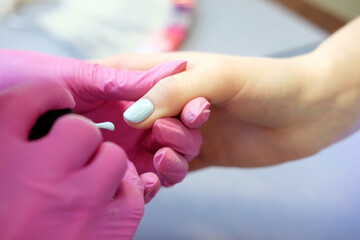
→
(0, 0, 196, 58)
(297, 0, 359, 21)
(1, 0, 359, 58)
(273, 0, 359, 32)
(1, 0, 360, 239)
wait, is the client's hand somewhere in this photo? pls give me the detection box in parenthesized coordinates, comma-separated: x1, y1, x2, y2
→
(97, 27, 360, 169)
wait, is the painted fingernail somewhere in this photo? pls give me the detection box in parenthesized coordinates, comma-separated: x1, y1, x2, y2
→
(123, 99, 154, 123)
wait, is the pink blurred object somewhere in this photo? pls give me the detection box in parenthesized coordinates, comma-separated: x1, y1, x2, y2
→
(136, 0, 194, 53)
(0, 81, 153, 240)
(0, 49, 210, 187)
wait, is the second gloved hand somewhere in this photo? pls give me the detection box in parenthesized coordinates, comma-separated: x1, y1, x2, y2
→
(0, 81, 157, 240)
(83, 96, 210, 187)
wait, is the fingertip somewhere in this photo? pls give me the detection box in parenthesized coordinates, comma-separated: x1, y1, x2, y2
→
(158, 60, 187, 75)
(120, 160, 145, 197)
(123, 99, 154, 126)
(123, 160, 142, 185)
(153, 118, 202, 157)
(124, 67, 208, 129)
(141, 173, 161, 204)
(154, 147, 188, 187)
(44, 80, 76, 109)
(123, 111, 164, 130)
(123, 77, 187, 129)
(123, 99, 173, 130)
(181, 97, 211, 128)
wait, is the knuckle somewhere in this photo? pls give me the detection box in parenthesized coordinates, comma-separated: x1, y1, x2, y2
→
(209, 57, 233, 81)
(155, 76, 180, 99)
(87, 63, 101, 82)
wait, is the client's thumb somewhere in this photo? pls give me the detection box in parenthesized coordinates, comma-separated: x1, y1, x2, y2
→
(123, 70, 207, 129)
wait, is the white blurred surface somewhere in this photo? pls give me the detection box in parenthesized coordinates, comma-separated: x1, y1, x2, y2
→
(0, 0, 327, 57)
(1, 0, 172, 58)
(36, 0, 171, 58)
(1, 0, 358, 239)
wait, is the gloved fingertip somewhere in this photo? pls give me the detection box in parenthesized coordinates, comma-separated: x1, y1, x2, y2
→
(124, 160, 138, 177)
(181, 97, 211, 128)
(184, 109, 211, 128)
(153, 119, 202, 158)
(154, 148, 188, 187)
(152, 119, 171, 144)
(59, 86, 77, 109)
(122, 161, 144, 194)
(153, 60, 187, 76)
(141, 173, 161, 204)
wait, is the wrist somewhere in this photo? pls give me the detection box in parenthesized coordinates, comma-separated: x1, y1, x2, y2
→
(293, 51, 360, 146)
(305, 49, 360, 115)
(290, 52, 333, 105)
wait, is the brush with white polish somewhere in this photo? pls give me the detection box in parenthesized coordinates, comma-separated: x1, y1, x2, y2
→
(94, 121, 115, 131)
(29, 109, 115, 140)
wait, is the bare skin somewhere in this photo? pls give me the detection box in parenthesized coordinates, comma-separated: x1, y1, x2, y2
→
(94, 16, 360, 169)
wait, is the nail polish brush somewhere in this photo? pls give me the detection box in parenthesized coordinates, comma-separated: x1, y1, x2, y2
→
(29, 109, 114, 140)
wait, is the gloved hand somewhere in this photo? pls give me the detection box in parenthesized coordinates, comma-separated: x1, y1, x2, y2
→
(0, 49, 186, 113)
(83, 96, 210, 186)
(0, 49, 210, 187)
(0, 81, 158, 240)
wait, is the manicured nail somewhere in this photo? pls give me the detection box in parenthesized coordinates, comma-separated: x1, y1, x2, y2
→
(123, 99, 154, 123)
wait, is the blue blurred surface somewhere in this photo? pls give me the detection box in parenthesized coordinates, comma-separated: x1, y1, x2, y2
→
(1, 0, 359, 239)
(136, 134, 360, 240)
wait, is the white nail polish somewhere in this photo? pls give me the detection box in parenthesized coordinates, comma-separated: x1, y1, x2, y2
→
(123, 99, 154, 123)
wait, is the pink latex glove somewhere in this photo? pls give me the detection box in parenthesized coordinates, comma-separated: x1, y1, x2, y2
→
(0, 81, 157, 240)
(0, 49, 211, 187)
(0, 49, 186, 113)
(83, 96, 210, 187)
